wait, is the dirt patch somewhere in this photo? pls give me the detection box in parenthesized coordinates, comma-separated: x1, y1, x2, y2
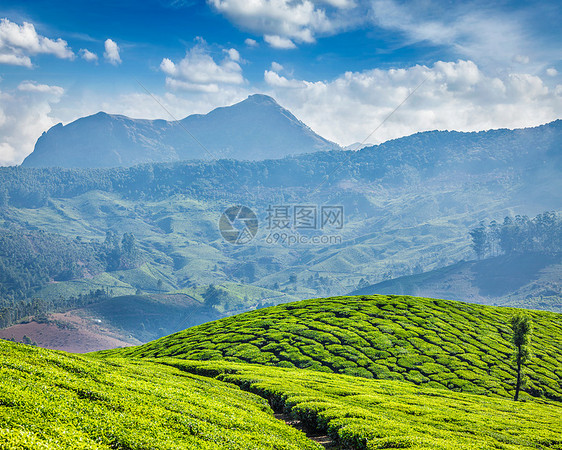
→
(0, 310, 140, 353)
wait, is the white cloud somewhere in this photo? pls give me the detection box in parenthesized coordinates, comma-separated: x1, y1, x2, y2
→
(0, 53, 31, 67)
(271, 61, 284, 72)
(368, 0, 539, 70)
(546, 68, 558, 77)
(224, 48, 240, 61)
(104, 39, 121, 65)
(0, 82, 64, 166)
(0, 18, 74, 67)
(80, 48, 98, 62)
(209, 0, 557, 68)
(244, 38, 258, 47)
(264, 35, 297, 49)
(513, 55, 529, 64)
(264, 70, 305, 88)
(318, 0, 355, 7)
(160, 57, 176, 74)
(264, 59, 562, 146)
(165, 78, 222, 93)
(17, 81, 64, 95)
(160, 44, 245, 92)
(208, 0, 350, 46)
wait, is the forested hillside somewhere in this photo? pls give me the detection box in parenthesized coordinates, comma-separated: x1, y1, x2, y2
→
(1, 121, 561, 347)
(0, 226, 142, 328)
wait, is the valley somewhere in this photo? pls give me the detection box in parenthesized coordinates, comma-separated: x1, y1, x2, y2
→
(1, 120, 561, 348)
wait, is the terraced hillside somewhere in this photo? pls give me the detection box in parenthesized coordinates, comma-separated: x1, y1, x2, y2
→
(2, 340, 561, 450)
(3, 295, 562, 450)
(110, 295, 562, 400)
(0, 339, 319, 449)
(158, 359, 562, 450)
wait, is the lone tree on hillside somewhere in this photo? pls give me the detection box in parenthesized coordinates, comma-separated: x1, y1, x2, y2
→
(469, 222, 488, 259)
(510, 313, 532, 401)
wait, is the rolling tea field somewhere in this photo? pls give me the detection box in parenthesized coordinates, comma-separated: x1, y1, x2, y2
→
(159, 358, 562, 450)
(108, 295, 562, 401)
(0, 340, 319, 449)
(2, 295, 562, 449)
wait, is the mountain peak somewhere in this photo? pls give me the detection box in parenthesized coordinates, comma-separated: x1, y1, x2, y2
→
(244, 94, 278, 105)
(22, 94, 339, 168)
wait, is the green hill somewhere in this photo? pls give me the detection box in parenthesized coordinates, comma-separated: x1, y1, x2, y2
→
(107, 295, 562, 401)
(2, 338, 561, 450)
(156, 359, 562, 450)
(0, 339, 319, 449)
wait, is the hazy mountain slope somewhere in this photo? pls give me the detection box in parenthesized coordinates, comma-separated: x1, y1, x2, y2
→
(21, 94, 340, 168)
(106, 295, 562, 401)
(351, 253, 562, 312)
(1, 120, 560, 337)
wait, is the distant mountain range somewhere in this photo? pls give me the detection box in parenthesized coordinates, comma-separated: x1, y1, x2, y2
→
(2, 118, 561, 330)
(22, 94, 340, 168)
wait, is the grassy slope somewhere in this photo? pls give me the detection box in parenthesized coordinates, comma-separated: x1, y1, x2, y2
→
(0, 340, 319, 449)
(108, 295, 562, 401)
(155, 359, 562, 450)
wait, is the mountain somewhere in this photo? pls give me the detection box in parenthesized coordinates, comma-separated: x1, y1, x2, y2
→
(350, 253, 562, 312)
(2, 120, 561, 350)
(21, 94, 340, 168)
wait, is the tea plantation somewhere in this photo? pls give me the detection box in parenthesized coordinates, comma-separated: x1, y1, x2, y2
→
(0, 339, 320, 449)
(2, 294, 562, 449)
(157, 358, 562, 450)
(108, 295, 562, 401)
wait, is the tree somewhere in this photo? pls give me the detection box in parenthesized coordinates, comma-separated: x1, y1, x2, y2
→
(121, 232, 140, 269)
(487, 220, 500, 256)
(203, 285, 222, 310)
(510, 313, 532, 401)
(104, 230, 121, 271)
(0, 187, 9, 207)
(469, 222, 488, 259)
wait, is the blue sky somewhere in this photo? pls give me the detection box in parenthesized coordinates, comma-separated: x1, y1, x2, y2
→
(0, 0, 561, 164)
